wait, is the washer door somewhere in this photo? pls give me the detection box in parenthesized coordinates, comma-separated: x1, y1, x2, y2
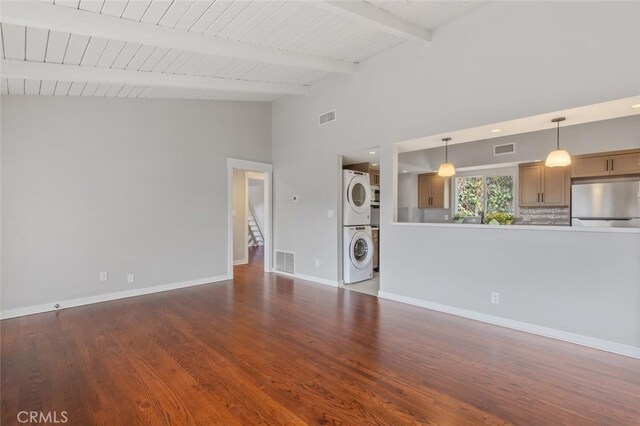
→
(350, 231, 373, 269)
(346, 175, 370, 214)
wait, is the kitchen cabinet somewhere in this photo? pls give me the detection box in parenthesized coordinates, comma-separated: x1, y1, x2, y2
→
(418, 173, 449, 209)
(571, 156, 609, 178)
(370, 170, 380, 186)
(571, 149, 640, 178)
(519, 162, 570, 207)
(609, 152, 640, 176)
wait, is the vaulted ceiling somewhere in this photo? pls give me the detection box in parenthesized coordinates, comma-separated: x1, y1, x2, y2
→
(0, 0, 487, 101)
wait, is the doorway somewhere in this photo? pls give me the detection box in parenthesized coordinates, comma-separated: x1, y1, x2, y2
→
(339, 147, 381, 296)
(227, 158, 272, 278)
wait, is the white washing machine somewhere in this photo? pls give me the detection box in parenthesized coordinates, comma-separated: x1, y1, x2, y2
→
(343, 170, 371, 226)
(343, 226, 374, 284)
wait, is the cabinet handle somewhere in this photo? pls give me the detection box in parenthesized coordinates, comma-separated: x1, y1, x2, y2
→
(537, 193, 540, 203)
(541, 193, 544, 203)
(611, 159, 614, 171)
(606, 159, 609, 171)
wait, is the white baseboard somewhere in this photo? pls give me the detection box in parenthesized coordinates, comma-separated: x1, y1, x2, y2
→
(233, 259, 248, 265)
(378, 291, 640, 360)
(0, 275, 231, 320)
(272, 270, 339, 287)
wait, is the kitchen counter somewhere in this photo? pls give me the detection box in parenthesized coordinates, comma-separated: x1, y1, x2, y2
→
(392, 221, 640, 234)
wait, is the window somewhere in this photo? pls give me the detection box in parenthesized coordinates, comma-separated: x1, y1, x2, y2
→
(455, 175, 514, 216)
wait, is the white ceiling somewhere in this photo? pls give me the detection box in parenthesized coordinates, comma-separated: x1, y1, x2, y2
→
(342, 146, 380, 167)
(0, 0, 488, 101)
(397, 96, 640, 153)
(396, 96, 640, 174)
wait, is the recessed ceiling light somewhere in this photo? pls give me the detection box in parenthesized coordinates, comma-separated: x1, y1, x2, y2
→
(632, 104, 640, 109)
(491, 128, 502, 133)
(369, 151, 376, 154)
(372, 163, 378, 166)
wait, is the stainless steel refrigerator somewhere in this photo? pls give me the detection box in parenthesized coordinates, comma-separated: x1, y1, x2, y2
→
(571, 178, 640, 228)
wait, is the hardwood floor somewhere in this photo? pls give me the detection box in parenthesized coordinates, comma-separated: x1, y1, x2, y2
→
(2, 254, 640, 425)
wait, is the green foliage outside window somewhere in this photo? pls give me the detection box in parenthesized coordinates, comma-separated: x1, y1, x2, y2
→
(486, 176, 514, 214)
(456, 177, 484, 216)
(455, 175, 514, 217)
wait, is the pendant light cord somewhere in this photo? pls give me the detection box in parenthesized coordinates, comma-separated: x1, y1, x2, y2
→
(442, 137, 451, 163)
(556, 121, 560, 150)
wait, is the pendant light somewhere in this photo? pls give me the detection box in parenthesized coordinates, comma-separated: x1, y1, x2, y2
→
(545, 117, 571, 167)
(437, 137, 455, 177)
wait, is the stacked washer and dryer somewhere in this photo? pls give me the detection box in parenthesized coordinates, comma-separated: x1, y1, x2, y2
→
(342, 170, 374, 284)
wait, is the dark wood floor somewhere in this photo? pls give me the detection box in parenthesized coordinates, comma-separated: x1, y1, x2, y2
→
(2, 248, 640, 425)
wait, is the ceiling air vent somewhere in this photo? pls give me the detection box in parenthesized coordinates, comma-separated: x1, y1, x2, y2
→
(275, 250, 295, 274)
(494, 143, 515, 156)
(319, 110, 336, 126)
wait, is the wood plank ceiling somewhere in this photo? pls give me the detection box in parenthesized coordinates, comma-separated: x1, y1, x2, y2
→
(0, 0, 487, 101)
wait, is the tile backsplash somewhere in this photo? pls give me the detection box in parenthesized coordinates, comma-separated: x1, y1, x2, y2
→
(517, 207, 570, 226)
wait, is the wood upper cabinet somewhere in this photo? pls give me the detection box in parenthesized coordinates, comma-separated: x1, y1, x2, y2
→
(519, 162, 570, 207)
(430, 175, 446, 208)
(571, 149, 640, 178)
(370, 170, 380, 186)
(418, 173, 449, 209)
(518, 164, 542, 207)
(571, 156, 609, 178)
(609, 152, 640, 176)
(542, 166, 570, 206)
(417, 174, 431, 208)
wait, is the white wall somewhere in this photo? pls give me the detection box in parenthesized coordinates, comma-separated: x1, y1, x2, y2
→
(271, 1, 640, 348)
(232, 169, 247, 263)
(1, 96, 271, 313)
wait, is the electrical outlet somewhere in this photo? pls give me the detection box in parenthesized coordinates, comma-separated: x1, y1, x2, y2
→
(99, 272, 108, 282)
(127, 274, 135, 284)
(444, 214, 449, 221)
(327, 209, 334, 218)
(315, 258, 320, 267)
(491, 292, 500, 304)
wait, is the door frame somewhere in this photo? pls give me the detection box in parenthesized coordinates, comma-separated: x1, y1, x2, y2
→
(227, 158, 273, 278)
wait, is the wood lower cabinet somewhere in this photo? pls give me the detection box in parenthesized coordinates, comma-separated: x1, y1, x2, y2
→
(571, 149, 640, 178)
(418, 173, 449, 209)
(519, 162, 570, 207)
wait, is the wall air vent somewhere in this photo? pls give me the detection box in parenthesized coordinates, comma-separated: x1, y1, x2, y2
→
(275, 250, 295, 274)
(494, 143, 515, 156)
(319, 110, 336, 126)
